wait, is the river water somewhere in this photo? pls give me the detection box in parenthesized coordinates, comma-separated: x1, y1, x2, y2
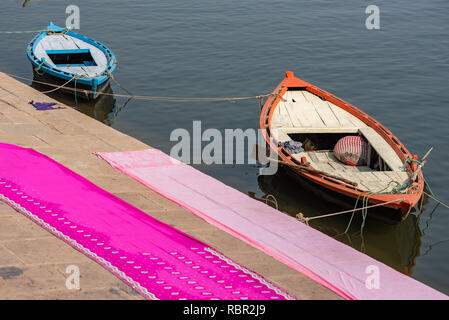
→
(1, 0, 448, 295)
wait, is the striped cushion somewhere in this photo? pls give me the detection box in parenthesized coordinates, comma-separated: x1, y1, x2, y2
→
(333, 136, 368, 166)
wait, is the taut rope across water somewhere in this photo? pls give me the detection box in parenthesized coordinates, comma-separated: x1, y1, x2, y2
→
(4, 72, 271, 102)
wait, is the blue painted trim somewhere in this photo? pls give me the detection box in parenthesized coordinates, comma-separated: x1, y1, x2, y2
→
(46, 49, 97, 67)
(46, 49, 91, 55)
(52, 64, 95, 67)
(46, 21, 66, 33)
(26, 22, 117, 92)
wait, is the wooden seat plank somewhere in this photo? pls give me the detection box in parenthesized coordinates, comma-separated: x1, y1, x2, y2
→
(34, 34, 108, 78)
(289, 91, 326, 128)
(358, 127, 404, 171)
(272, 128, 292, 142)
(303, 91, 341, 128)
(283, 91, 304, 127)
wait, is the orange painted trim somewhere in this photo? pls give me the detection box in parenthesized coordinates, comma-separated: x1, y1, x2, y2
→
(259, 71, 424, 217)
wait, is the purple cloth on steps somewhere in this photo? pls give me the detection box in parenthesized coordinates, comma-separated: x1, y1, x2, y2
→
(29, 100, 65, 110)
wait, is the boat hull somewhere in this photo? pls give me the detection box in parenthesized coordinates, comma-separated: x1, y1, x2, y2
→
(26, 22, 117, 101)
(32, 68, 110, 101)
(283, 166, 411, 224)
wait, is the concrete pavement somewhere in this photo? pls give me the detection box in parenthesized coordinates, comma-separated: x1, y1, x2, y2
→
(0, 72, 340, 300)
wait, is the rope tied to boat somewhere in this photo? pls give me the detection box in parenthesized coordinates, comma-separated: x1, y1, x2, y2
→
(405, 157, 421, 165)
(258, 95, 265, 109)
(296, 155, 449, 242)
(4, 72, 272, 103)
(303, 155, 427, 225)
(38, 75, 81, 94)
(34, 60, 47, 75)
(46, 28, 71, 36)
(104, 70, 134, 97)
(295, 197, 405, 226)
(264, 194, 279, 210)
(295, 152, 440, 239)
(296, 177, 410, 234)
(423, 191, 449, 210)
(0, 29, 50, 34)
(0, 28, 69, 35)
(294, 157, 420, 233)
(388, 179, 409, 195)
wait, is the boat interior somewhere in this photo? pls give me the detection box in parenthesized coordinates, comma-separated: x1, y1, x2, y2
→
(270, 88, 409, 193)
(34, 34, 108, 77)
(46, 49, 97, 67)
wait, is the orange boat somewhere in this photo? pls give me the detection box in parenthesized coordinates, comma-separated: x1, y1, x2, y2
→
(259, 71, 424, 223)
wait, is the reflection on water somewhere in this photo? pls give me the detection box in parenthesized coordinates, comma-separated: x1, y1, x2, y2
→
(418, 196, 449, 258)
(31, 81, 131, 125)
(254, 166, 423, 276)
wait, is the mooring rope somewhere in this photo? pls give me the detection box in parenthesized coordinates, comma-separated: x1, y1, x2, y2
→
(38, 75, 80, 94)
(33, 60, 47, 76)
(423, 191, 449, 210)
(4, 72, 271, 102)
(0, 28, 70, 35)
(295, 155, 431, 228)
(74, 76, 78, 107)
(264, 194, 279, 210)
(0, 29, 48, 34)
(296, 177, 407, 224)
(105, 71, 134, 97)
(296, 197, 405, 225)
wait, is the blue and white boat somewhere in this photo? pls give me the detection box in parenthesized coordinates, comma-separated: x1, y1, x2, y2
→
(27, 22, 117, 100)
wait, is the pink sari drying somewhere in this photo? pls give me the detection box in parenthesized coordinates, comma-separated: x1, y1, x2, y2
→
(0, 143, 294, 300)
(95, 148, 448, 300)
